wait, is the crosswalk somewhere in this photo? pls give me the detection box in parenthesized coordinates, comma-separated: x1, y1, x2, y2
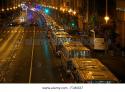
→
(5, 30, 43, 33)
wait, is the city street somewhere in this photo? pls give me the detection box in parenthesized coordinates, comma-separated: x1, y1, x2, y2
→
(0, 0, 125, 84)
(0, 25, 65, 83)
(0, 24, 125, 83)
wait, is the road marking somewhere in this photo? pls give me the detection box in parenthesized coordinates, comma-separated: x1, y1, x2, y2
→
(29, 26, 35, 83)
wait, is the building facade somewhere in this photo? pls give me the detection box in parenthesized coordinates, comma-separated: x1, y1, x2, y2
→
(116, 0, 125, 48)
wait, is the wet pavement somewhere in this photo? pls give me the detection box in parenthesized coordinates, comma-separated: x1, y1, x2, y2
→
(0, 9, 125, 83)
(0, 26, 65, 83)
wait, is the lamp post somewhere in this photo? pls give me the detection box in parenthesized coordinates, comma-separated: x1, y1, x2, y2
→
(1, 0, 5, 12)
(104, 0, 110, 23)
(86, 0, 89, 23)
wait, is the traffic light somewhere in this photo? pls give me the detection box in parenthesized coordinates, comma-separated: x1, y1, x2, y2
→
(44, 8, 49, 14)
(70, 21, 76, 27)
(71, 22, 75, 27)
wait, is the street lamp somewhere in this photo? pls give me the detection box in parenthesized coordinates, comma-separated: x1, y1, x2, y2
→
(13, 6, 16, 10)
(2, 8, 5, 12)
(73, 11, 76, 15)
(10, 8, 12, 10)
(104, 16, 109, 23)
(68, 9, 72, 13)
(6, 8, 9, 11)
(104, 0, 110, 23)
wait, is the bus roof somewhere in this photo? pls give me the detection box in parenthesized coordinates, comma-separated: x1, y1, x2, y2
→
(78, 69, 119, 82)
(71, 58, 119, 82)
(66, 47, 90, 51)
(56, 34, 72, 38)
(71, 58, 104, 69)
(62, 42, 90, 51)
(54, 31, 68, 35)
(63, 45, 90, 51)
(63, 42, 83, 47)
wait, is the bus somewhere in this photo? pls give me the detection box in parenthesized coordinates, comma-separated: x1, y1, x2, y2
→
(61, 42, 91, 71)
(50, 31, 71, 56)
(49, 27, 66, 38)
(70, 58, 119, 83)
(47, 20, 64, 38)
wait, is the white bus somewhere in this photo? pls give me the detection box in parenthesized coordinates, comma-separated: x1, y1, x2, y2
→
(50, 31, 71, 55)
(70, 58, 119, 83)
(61, 42, 91, 71)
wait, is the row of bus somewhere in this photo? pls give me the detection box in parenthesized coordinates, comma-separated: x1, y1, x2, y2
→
(46, 17, 119, 83)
